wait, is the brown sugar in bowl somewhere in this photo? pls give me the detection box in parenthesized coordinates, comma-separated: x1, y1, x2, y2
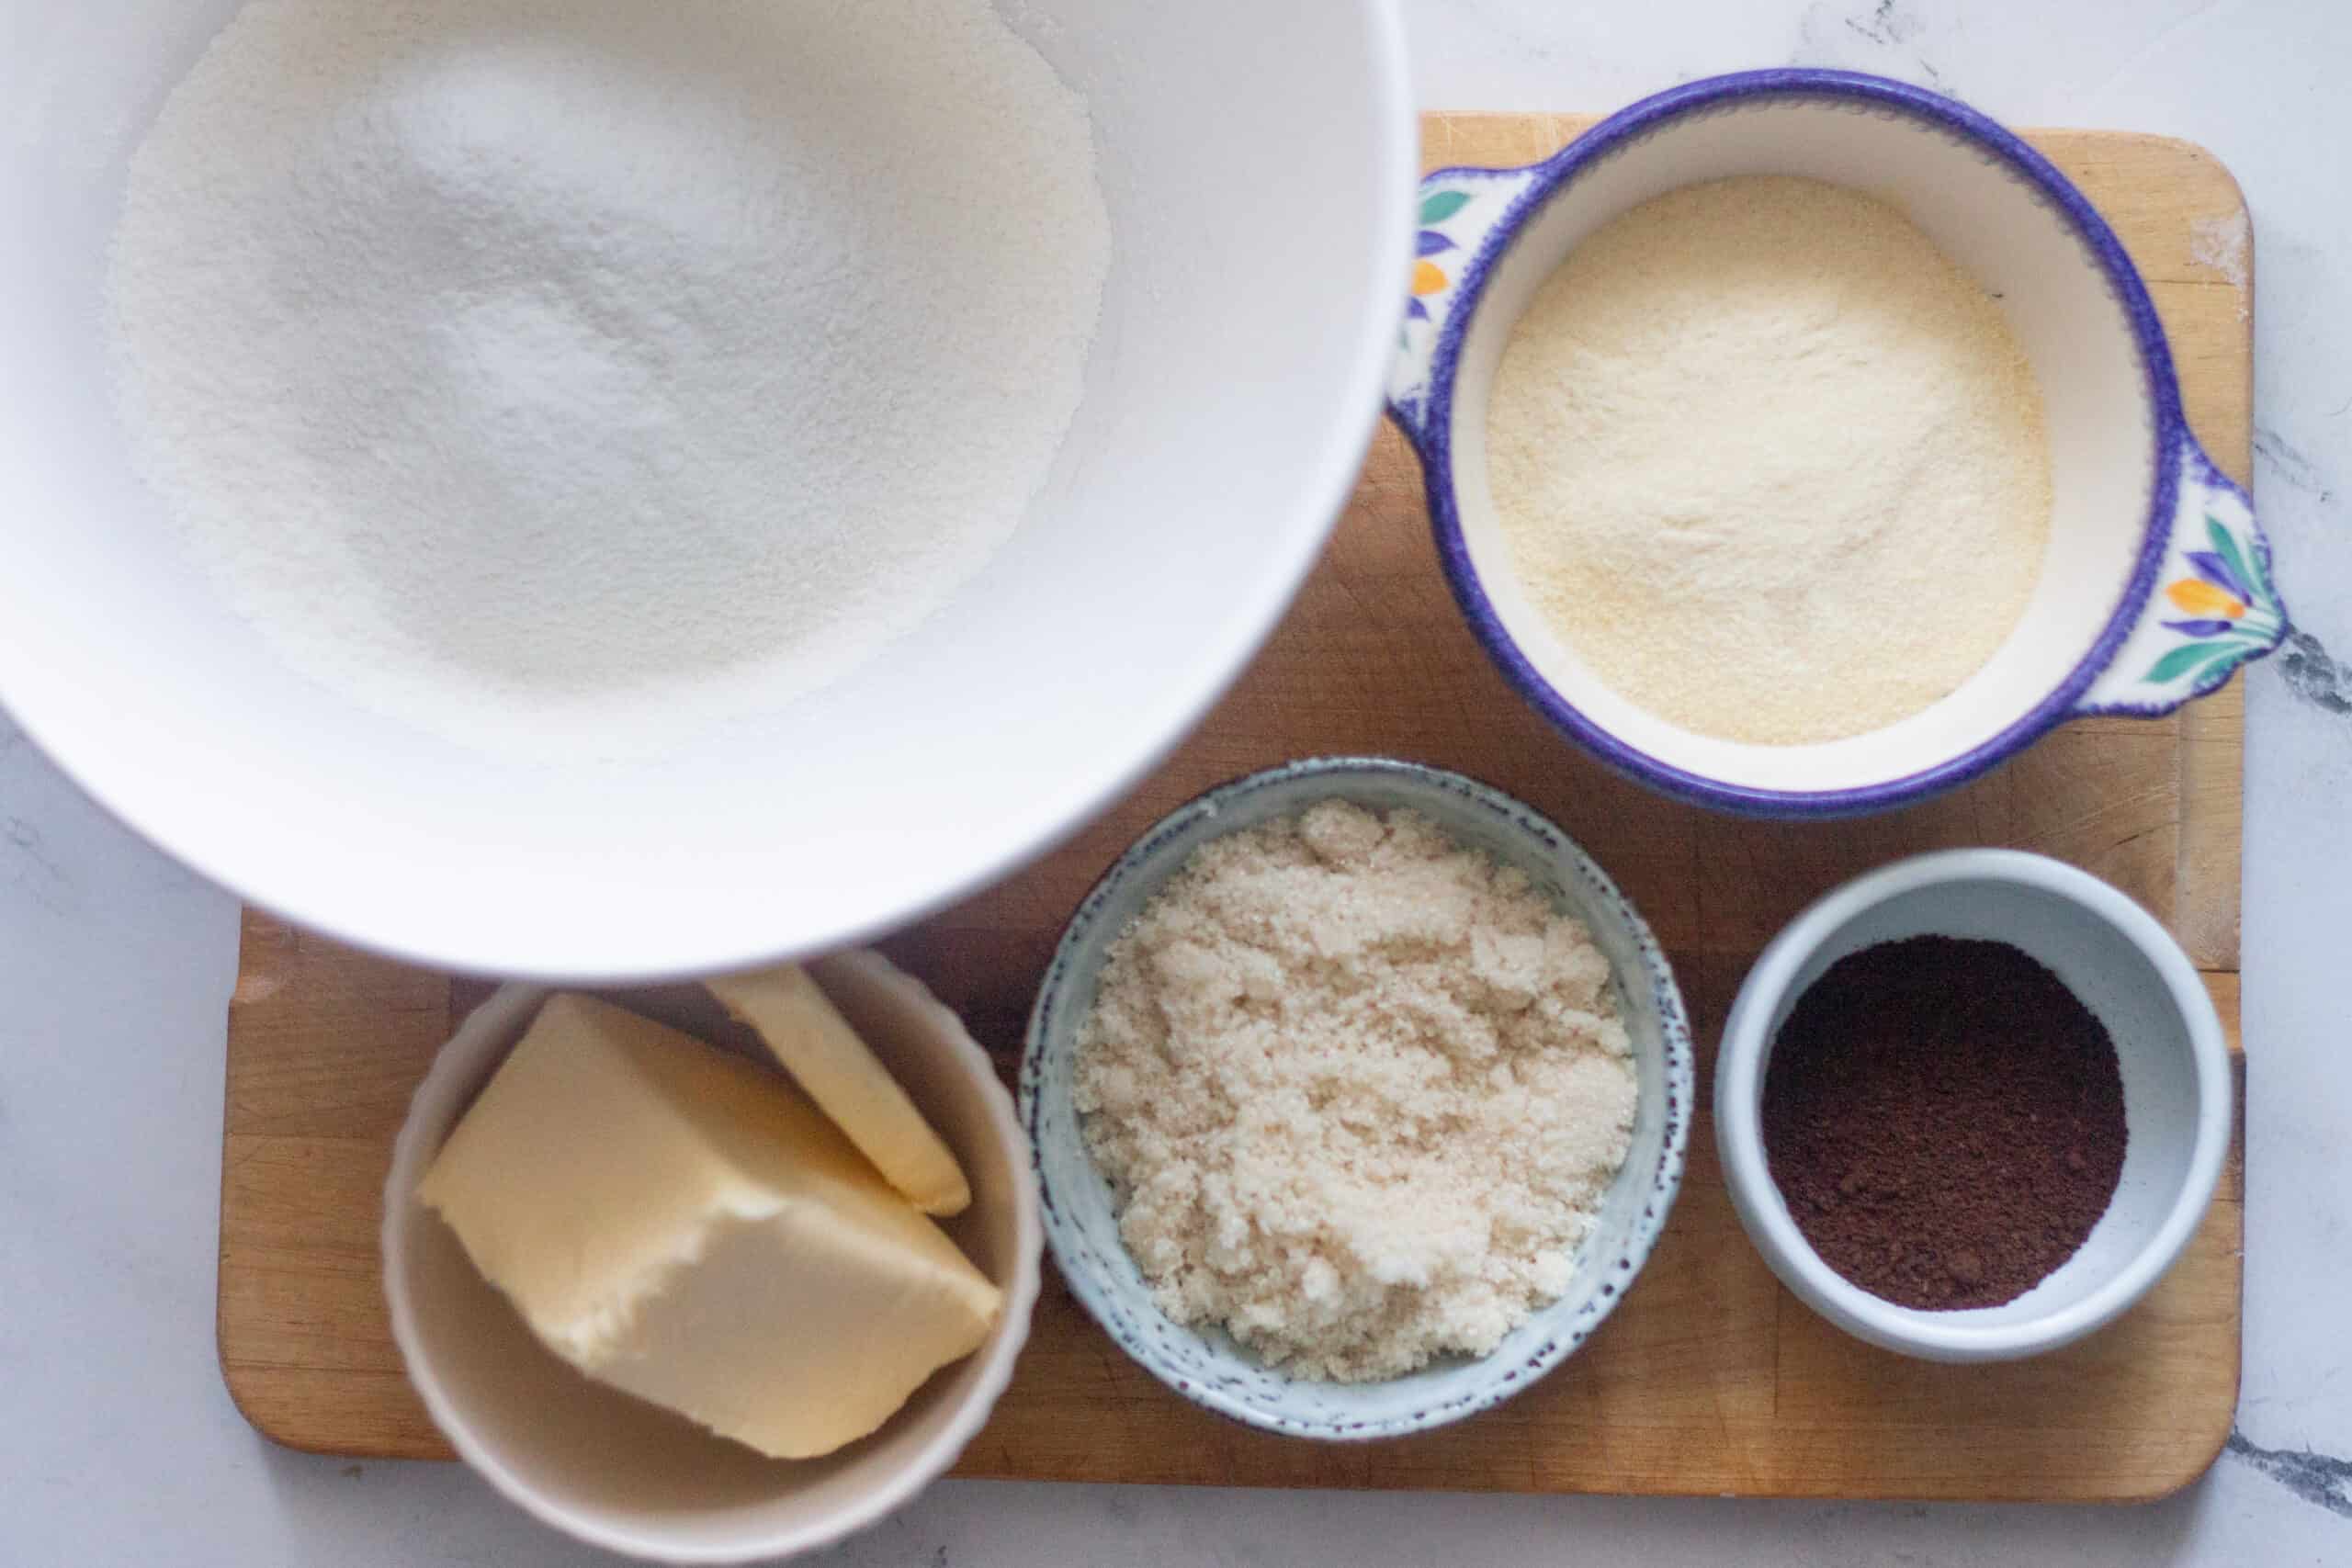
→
(1021, 756, 1696, 1437)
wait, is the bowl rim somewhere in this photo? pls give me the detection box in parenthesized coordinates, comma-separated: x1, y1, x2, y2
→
(1712, 848, 2233, 1362)
(379, 962, 1043, 1563)
(1409, 68, 2188, 818)
(0, 0, 1419, 984)
(1018, 754, 1694, 1437)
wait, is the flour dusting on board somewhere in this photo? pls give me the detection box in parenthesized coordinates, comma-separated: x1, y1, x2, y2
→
(2189, 210, 2251, 317)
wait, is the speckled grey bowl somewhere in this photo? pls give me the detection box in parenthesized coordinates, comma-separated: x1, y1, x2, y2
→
(1018, 756, 1693, 1438)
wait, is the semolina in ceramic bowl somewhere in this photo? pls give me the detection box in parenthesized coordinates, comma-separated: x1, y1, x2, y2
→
(1388, 69, 2287, 817)
(1019, 756, 1694, 1438)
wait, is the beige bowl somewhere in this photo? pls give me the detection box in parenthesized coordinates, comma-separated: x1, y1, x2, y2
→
(380, 952, 1039, 1563)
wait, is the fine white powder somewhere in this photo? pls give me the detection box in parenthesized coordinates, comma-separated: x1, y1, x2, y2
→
(2189, 209, 2251, 319)
(107, 0, 1108, 758)
(1074, 802, 1637, 1383)
(1487, 176, 2052, 747)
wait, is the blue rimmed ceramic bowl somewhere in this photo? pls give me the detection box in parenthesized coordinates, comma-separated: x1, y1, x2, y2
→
(1018, 756, 1693, 1439)
(1388, 70, 2287, 818)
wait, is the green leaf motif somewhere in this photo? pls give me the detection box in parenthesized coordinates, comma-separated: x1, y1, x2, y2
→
(2205, 515, 2267, 610)
(2145, 639, 2241, 686)
(1419, 188, 1471, 224)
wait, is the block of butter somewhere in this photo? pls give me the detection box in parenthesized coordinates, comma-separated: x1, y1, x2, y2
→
(416, 993, 1001, 1460)
(707, 963, 972, 1216)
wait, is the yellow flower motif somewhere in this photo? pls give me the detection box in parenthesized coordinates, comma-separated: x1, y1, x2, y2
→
(2165, 579, 2245, 619)
(1412, 258, 1447, 297)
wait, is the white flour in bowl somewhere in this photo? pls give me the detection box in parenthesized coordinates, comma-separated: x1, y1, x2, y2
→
(1486, 175, 2051, 747)
(106, 0, 1108, 758)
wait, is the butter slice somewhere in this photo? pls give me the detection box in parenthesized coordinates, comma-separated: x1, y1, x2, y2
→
(416, 993, 1001, 1460)
(706, 964, 972, 1215)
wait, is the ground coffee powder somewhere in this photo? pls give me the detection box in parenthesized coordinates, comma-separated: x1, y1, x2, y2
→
(1760, 935, 2127, 1310)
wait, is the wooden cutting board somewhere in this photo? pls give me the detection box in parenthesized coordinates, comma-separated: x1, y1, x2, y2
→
(218, 115, 2254, 1503)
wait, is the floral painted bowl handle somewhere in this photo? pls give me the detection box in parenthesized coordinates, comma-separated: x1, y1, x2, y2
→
(1383, 164, 2287, 716)
(1385, 165, 1541, 447)
(2073, 441, 2288, 715)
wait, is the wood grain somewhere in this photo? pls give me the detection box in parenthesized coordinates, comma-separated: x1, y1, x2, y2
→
(218, 118, 2255, 1501)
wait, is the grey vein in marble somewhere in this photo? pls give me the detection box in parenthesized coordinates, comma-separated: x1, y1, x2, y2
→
(2278, 631, 2352, 716)
(1, 816, 68, 915)
(1843, 0, 1927, 48)
(2227, 1431, 2352, 1520)
(2255, 427, 2337, 505)
(1794, 0, 1953, 91)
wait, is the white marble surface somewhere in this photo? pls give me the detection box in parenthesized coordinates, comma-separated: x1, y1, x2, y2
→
(5, 1, 2348, 1562)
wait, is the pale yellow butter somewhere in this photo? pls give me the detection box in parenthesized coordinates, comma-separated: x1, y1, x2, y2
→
(707, 963, 972, 1215)
(416, 993, 1001, 1460)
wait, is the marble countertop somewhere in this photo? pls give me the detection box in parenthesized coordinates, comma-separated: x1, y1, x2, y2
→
(6, 0, 2347, 1562)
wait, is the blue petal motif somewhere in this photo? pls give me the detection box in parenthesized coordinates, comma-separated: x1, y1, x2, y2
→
(2162, 618, 2238, 638)
(1417, 230, 1455, 256)
(2186, 549, 2251, 601)
(1407, 298, 1429, 321)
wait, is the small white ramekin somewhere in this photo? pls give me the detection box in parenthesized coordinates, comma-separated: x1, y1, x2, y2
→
(1715, 849, 2230, 1362)
(380, 952, 1039, 1563)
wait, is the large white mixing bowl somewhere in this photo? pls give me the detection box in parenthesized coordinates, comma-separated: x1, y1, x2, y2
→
(0, 1, 1414, 978)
